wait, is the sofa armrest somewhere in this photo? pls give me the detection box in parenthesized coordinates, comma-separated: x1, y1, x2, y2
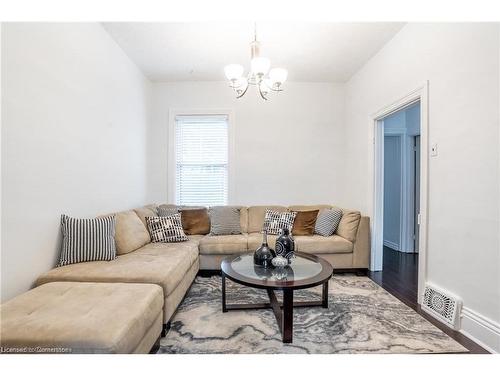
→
(352, 216, 370, 269)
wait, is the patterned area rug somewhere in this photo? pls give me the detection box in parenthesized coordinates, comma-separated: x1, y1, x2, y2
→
(158, 275, 467, 354)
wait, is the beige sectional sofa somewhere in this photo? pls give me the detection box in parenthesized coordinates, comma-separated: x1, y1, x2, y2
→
(0, 203, 369, 353)
(36, 204, 370, 328)
(0, 205, 370, 353)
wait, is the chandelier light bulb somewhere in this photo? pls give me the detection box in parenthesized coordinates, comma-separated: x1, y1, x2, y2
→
(258, 80, 272, 100)
(235, 77, 248, 90)
(250, 57, 270, 76)
(260, 79, 272, 95)
(224, 64, 244, 81)
(269, 68, 288, 87)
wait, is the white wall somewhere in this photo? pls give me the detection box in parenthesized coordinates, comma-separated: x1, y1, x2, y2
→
(343, 23, 500, 352)
(149, 81, 345, 206)
(1, 23, 152, 302)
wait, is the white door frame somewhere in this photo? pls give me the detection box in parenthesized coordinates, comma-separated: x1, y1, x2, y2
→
(370, 82, 429, 304)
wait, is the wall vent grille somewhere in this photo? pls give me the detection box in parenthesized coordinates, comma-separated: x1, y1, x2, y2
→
(422, 284, 461, 329)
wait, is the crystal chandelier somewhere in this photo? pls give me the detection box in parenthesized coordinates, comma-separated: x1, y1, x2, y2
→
(224, 24, 288, 101)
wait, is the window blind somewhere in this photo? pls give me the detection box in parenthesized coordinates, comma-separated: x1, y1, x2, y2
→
(175, 115, 229, 206)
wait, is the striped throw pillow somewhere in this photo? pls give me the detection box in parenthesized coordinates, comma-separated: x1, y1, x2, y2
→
(209, 206, 241, 235)
(58, 214, 116, 267)
(262, 209, 297, 235)
(145, 214, 189, 243)
(314, 208, 343, 236)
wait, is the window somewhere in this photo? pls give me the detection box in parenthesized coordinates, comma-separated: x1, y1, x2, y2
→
(174, 114, 229, 206)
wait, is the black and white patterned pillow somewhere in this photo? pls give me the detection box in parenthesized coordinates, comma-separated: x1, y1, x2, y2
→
(262, 209, 297, 235)
(314, 208, 343, 236)
(58, 214, 116, 267)
(145, 214, 188, 243)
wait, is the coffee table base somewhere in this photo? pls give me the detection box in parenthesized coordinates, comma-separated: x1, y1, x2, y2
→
(222, 274, 329, 343)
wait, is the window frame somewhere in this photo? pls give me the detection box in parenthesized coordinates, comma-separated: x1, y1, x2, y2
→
(168, 109, 235, 206)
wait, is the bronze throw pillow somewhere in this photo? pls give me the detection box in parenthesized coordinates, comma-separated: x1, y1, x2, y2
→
(292, 210, 319, 236)
(180, 208, 210, 235)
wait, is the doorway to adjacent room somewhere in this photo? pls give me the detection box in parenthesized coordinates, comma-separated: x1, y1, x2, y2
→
(370, 87, 427, 306)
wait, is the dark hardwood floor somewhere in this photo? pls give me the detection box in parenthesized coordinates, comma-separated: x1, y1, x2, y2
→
(368, 246, 489, 353)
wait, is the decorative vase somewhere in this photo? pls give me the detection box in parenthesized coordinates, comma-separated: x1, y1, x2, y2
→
(276, 228, 295, 264)
(254, 230, 276, 268)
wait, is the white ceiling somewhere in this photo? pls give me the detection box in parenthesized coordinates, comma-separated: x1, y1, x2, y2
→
(102, 22, 404, 83)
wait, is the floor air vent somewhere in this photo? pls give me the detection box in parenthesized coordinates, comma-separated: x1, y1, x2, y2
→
(422, 284, 461, 329)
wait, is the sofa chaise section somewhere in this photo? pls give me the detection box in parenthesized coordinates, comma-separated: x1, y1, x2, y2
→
(36, 206, 200, 324)
(36, 241, 199, 324)
(0, 282, 163, 354)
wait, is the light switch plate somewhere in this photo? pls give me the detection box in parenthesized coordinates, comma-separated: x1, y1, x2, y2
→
(431, 143, 438, 157)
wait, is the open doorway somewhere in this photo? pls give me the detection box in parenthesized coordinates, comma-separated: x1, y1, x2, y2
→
(377, 102, 421, 304)
(370, 83, 428, 306)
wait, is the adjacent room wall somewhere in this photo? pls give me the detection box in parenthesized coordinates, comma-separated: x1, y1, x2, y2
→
(383, 135, 402, 249)
(1, 23, 152, 302)
(382, 104, 421, 253)
(149, 81, 345, 206)
(343, 23, 500, 352)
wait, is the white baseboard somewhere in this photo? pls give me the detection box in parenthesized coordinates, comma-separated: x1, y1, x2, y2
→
(383, 240, 400, 251)
(460, 306, 500, 353)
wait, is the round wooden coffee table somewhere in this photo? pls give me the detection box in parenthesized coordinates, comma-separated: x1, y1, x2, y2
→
(221, 252, 334, 343)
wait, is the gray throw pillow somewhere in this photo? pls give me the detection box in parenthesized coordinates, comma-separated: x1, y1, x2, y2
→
(157, 205, 179, 217)
(209, 206, 242, 235)
(314, 208, 343, 236)
(157, 205, 206, 217)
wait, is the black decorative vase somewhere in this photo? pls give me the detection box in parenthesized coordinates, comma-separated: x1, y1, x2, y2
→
(276, 228, 295, 264)
(254, 230, 276, 268)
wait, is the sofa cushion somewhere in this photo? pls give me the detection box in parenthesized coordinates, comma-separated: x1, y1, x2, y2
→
(199, 234, 248, 255)
(37, 239, 199, 298)
(336, 209, 361, 242)
(294, 235, 353, 254)
(187, 234, 205, 244)
(115, 210, 151, 255)
(247, 206, 288, 233)
(133, 204, 158, 228)
(181, 208, 210, 235)
(239, 207, 249, 233)
(247, 233, 279, 250)
(0, 281, 163, 354)
(292, 210, 319, 236)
